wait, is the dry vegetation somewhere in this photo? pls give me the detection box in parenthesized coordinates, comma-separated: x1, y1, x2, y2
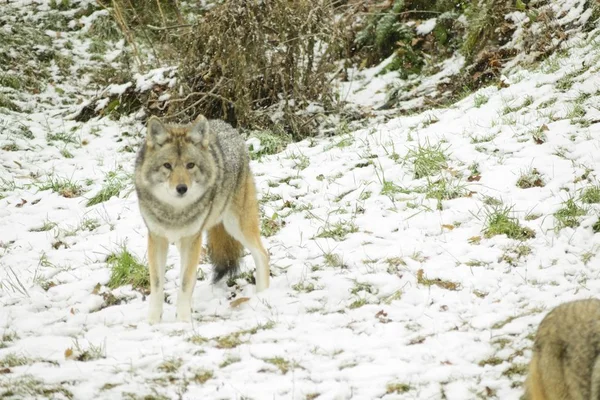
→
(78, 0, 600, 139)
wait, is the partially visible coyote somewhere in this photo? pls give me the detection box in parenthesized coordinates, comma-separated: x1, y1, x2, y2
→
(134, 115, 270, 324)
(523, 298, 600, 400)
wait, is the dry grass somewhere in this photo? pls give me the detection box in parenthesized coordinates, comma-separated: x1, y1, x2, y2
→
(171, 0, 341, 139)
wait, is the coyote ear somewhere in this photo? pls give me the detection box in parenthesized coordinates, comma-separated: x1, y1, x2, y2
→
(188, 115, 209, 148)
(147, 116, 169, 147)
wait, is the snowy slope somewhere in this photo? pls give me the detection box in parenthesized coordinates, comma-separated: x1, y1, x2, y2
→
(3, 2, 600, 400)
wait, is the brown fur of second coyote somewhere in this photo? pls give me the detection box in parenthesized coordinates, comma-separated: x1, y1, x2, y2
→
(523, 298, 600, 400)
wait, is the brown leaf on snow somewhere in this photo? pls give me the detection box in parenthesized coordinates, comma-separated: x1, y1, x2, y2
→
(64, 348, 74, 360)
(468, 236, 482, 245)
(230, 297, 250, 308)
(92, 283, 101, 295)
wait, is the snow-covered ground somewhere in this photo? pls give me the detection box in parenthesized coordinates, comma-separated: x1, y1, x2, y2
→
(3, 1, 600, 400)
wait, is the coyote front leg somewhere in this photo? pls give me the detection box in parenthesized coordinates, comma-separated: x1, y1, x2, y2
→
(176, 233, 202, 322)
(148, 232, 168, 324)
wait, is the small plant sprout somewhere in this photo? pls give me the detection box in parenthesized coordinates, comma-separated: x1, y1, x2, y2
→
(404, 140, 449, 179)
(482, 204, 535, 240)
(553, 198, 587, 230)
(516, 168, 545, 189)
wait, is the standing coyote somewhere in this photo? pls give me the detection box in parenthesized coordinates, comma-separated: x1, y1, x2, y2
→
(523, 298, 600, 400)
(134, 115, 270, 323)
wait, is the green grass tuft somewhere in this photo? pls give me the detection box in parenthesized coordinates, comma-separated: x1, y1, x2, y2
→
(0, 353, 30, 368)
(248, 130, 291, 159)
(46, 130, 78, 144)
(516, 168, 545, 189)
(386, 382, 411, 394)
(37, 176, 83, 198)
(106, 246, 149, 293)
(192, 369, 214, 384)
(482, 205, 535, 240)
(580, 185, 600, 204)
(474, 93, 489, 108)
(553, 198, 587, 230)
(0, 375, 73, 399)
(86, 170, 131, 206)
(404, 141, 449, 179)
(157, 357, 182, 373)
(316, 220, 358, 241)
(264, 357, 298, 374)
(423, 176, 469, 210)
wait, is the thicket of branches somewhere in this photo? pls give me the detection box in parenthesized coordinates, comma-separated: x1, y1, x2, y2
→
(90, 0, 598, 139)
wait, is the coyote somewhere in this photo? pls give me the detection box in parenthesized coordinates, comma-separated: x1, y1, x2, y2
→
(134, 115, 270, 323)
(523, 298, 600, 400)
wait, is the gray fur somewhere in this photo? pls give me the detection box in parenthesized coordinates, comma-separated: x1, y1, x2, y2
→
(134, 118, 248, 239)
(147, 116, 169, 146)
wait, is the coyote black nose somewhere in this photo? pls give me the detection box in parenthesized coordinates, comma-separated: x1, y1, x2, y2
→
(176, 184, 188, 195)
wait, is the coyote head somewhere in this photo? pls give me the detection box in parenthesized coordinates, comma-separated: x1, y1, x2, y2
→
(140, 115, 216, 204)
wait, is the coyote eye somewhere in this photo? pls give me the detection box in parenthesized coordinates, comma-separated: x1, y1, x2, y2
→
(163, 163, 172, 170)
(186, 163, 195, 169)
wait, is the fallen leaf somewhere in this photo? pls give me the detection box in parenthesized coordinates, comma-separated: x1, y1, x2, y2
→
(92, 283, 101, 295)
(65, 348, 74, 359)
(468, 236, 482, 244)
(467, 174, 481, 182)
(0, 367, 11, 374)
(16, 198, 27, 208)
(441, 224, 454, 230)
(230, 297, 250, 308)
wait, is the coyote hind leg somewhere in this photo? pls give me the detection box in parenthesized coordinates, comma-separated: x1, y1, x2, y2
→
(222, 212, 270, 292)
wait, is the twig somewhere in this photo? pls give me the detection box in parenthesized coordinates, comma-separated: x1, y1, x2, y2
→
(151, 78, 232, 118)
(3, 266, 29, 297)
(146, 23, 195, 31)
(111, 0, 144, 71)
(359, 10, 443, 16)
(155, 0, 167, 28)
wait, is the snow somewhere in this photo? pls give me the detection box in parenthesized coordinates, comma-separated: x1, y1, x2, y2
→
(107, 82, 132, 96)
(416, 19, 437, 36)
(2, 1, 600, 400)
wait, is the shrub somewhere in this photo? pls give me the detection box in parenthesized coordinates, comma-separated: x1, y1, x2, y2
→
(169, 0, 341, 140)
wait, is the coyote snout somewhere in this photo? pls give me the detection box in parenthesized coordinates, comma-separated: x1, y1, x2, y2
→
(176, 184, 187, 195)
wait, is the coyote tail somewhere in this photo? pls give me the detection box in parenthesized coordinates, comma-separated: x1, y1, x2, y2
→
(207, 222, 244, 282)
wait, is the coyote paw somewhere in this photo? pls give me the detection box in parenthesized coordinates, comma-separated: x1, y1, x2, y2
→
(255, 281, 269, 293)
(148, 294, 163, 324)
(148, 310, 162, 324)
(176, 300, 192, 323)
(176, 310, 192, 323)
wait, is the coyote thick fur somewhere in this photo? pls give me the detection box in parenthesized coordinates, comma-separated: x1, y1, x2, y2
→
(134, 115, 270, 323)
(523, 298, 600, 400)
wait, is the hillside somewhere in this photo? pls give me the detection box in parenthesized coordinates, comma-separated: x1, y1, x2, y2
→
(2, 1, 600, 399)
